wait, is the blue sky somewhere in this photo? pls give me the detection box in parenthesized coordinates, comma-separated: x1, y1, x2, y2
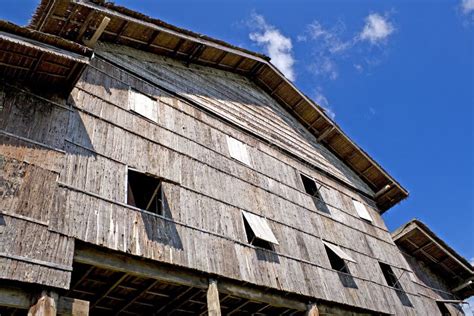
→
(2, 0, 473, 274)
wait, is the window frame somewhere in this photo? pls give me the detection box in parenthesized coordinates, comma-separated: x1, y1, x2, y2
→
(126, 167, 164, 216)
(352, 199, 373, 222)
(128, 88, 159, 123)
(379, 262, 401, 289)
(322, 240, 356, 274)
(241, 211, 278, 250)
(226, 136, 252, 167)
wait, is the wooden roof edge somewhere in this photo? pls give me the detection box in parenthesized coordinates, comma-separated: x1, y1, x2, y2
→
(264, 62, 409, 211)
(392, 219, 474, 276)
(29, 0, 270, 63)
(0, 20, 93, 59)
(28, 0, 408, 211)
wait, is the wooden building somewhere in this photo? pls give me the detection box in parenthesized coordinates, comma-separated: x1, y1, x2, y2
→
(392, 220, 473, 315)
(0, 0, 467, 315)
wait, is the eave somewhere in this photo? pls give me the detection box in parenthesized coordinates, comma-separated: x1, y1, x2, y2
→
(392, 219, 474, 299)
(29, 0, 409, 211)
(0, 20, 92, 94)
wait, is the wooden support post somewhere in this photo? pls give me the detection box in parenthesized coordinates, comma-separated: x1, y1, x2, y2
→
(306, 302, 319, 316)
(207, 279, 221, 316)
(83, 16, 111, 48)
(28, 291, 58, 316)
(57, 297, 89, 316)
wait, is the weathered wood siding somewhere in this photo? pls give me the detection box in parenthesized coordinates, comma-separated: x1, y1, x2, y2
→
(0, 42, 427, 314)
(402, 253, 465, 315)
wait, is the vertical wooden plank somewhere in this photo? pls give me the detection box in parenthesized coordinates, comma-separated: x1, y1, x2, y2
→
(306, 302, 319, 316)
(28, 291, 57, 316)
(207, 279, 221, 316)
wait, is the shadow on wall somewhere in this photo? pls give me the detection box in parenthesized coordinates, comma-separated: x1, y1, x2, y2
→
(0, 82, 185, 252)
(141, 189, 184, 251)
(0, 84, 95, 223)
(338, 270, 358, 289)
(255, 247, 280, 263)
(93, 48, 369, 194)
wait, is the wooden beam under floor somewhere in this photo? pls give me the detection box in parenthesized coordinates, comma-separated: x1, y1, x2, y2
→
(74, 243, 307, 312)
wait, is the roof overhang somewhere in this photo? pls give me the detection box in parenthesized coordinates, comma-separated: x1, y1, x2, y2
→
(0, 20, 92, 94)
(29, 0, 408, 211)
(392, 220, 474, 299)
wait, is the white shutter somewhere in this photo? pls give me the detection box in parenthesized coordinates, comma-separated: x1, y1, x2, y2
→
(242, 211, 278, 245)
(322, 240, 356, 263)
(353, 199, 373, 222)
(226, 136, 251, 166)
(129, 89, 158, 122)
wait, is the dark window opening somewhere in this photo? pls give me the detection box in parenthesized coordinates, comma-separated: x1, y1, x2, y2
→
(301, 174, 320, 199)
(325, 245, 349, 274)
(127, 169, 163, 215)
(436, 302, 451, 316)
(379, 262, 401, 289)
(243, 217, 273, 251)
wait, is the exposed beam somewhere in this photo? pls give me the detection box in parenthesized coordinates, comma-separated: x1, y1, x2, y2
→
(172, 38, 186, 56)
(214, 51, 227, 65)
(75, 11, 96, 42)
(232, 56, 245, 70)
(374, 184, 392, 199)
(227, 300, 249, 315)
(146, 30, 161, 49)
(270, 80, 285, 96)
(115, 279, 160, 314)
(317, 126, 335, 142)
(90, 272, 128, 309)
(83, 16, 110, 48)
(249, 62, 264, 77)
(155, 287, 198, 314)
(58, 4, 79, 37)
(74, 244, 209, 290)
(217, 282, 306, 311)
(114, 21, 129, 41)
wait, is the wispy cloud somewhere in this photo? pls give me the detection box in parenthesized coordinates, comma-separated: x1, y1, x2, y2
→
(299, 12, 395, 81)
(314, 87, 336, 119)
(359, 13, 395, 44)
(461, 0, 474, 14)
(248, 13, 296, 81)
(460, 0, 474, 24)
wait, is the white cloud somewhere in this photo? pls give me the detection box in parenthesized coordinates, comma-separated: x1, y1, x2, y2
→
(249, 13, 296, 81)
(300, 13, 394, 80)
(314, 87, 335, 119)
(307, 20, 352, 53)
(462, 0, 474, 14)
(359, 13, 395, 44)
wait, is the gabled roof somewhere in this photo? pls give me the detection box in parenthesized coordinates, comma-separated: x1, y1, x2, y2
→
(392, 219, 474, 299)
(0, 20, 92, 93)
(29, 0, 408, 211)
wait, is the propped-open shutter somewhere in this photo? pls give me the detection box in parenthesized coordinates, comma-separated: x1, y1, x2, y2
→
(353, 199, 373, 222)
(129, 89, 158, 122)
(242, 211, 278, 245)
(226, 136, 251, 166)
(322, 240, 356, 263)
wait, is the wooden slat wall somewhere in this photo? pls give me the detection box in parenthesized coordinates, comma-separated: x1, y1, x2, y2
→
(97, 43, 373, 196)
(0, 42, 448, 314)
(0, 84, 74, 289)
(41, 45, 427, 314)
